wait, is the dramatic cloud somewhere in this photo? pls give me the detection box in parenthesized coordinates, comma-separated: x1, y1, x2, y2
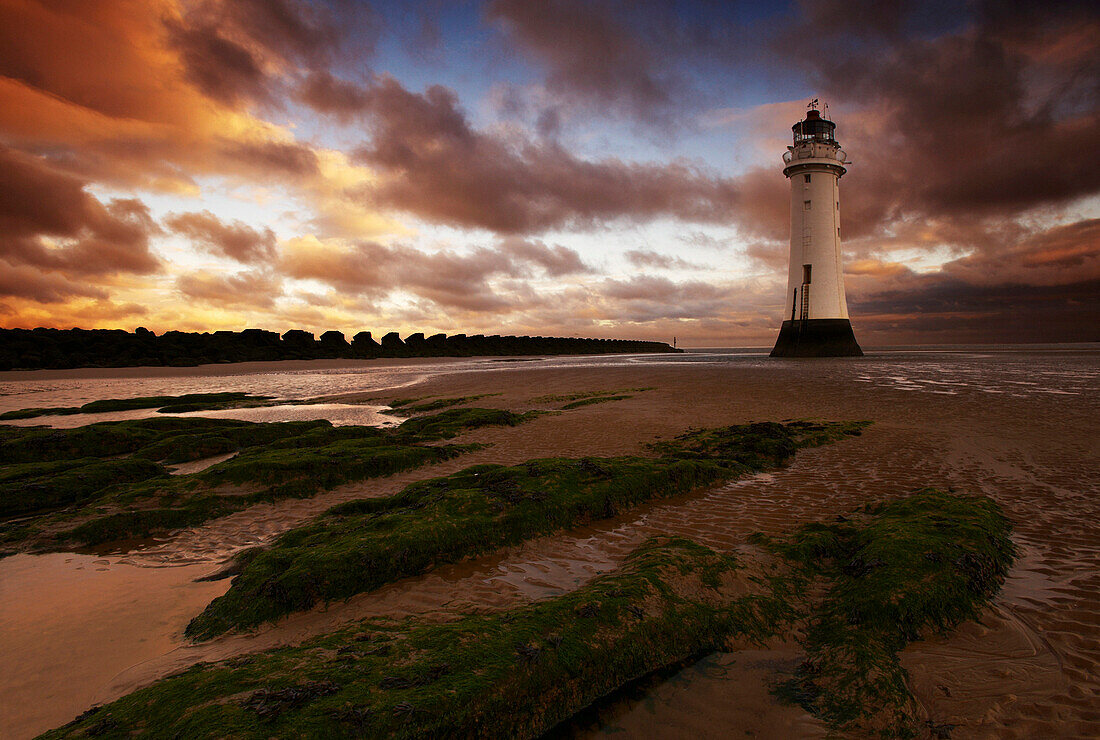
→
(771, 0, 1100, 230)
(625, 250, 702, 270)
(0, 146, 160, 278)
(281, 237, 590, 312)
(0, 1, 1095, 344)
(0, 263, 108, 303)
(487, 0, 677, 123)
(847, 218, 1100, 343)
(349, 76, 737, 232)
(166, 211, 277, 264)
(601, 276, 727, 321)
(166, 0, 344, 106)
(176, 270, 283, 309)
(297, 71, 373, 119)
(499, 238, 592, 276)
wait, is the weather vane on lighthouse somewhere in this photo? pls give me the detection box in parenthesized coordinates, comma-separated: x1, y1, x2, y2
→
(770, 101, 863, 357)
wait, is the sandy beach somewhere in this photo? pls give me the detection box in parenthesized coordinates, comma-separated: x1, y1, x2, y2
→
(1, 348, 1097, 738)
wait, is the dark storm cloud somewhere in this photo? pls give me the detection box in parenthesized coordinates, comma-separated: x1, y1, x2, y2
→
(847, 218, 1100, 343)
(230, 0, 343, 61)
(218, 139, 322, 180)
(1016, 219, 1100, 269)
(727, 167, 790, 241)
(349, 76, 738, 233)
(486, 0, 677, 123)
(0, 262, 109, 303)
(166, 22, 270, 106)
(297, 71, 373, 119)
(853, 278, 1100, 344)
(165, 211, 277, 264)
(0, 147, 160, 278)
(167, 0, 351, 107)
(777, 0, 1100, 226)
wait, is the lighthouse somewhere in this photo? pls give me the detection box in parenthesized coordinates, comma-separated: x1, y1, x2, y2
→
(770, 102, 863, 357)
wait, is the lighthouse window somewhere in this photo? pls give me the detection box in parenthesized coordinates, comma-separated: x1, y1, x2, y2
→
(804, 200, 811, 210)
(804, 174, 811, 183)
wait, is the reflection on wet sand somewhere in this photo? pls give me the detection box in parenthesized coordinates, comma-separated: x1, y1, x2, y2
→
(0, 554, 228, 740)
(1, 347, 1098, 738)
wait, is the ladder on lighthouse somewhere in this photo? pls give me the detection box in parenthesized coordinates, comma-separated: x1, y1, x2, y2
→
(799, 226, 812, 321)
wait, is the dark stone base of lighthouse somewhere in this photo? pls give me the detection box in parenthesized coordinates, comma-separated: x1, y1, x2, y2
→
(770, 319, 863, 357)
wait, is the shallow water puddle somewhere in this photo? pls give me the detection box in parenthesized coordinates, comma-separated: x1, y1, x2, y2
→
(0, 553, 228, 739)
(167, 451, 237, 475)
(567, 648, 826, 739)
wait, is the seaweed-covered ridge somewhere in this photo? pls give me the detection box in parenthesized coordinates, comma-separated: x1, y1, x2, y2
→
(44, 491, 1014, 739)
(0, 393, 271, 421)
(186, 420, 868, 638)
(762, 489, 1016, 737)
(0, 408, 534, 555)
(44, 537, 751, 740)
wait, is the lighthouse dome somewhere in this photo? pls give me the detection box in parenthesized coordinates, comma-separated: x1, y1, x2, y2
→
(792, 109, 837, 144)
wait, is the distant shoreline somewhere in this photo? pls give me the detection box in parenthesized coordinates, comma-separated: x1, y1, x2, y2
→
(0, 327, 680, 372)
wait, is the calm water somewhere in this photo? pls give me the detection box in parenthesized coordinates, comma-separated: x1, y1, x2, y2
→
(0, 345, 1096, 426)
(0, 347, 1095, 426)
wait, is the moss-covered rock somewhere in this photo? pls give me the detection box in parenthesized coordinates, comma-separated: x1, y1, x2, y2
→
(0, 393, 270, 421)
(1, 409, 536, 554)
(762, 489, 1015, 737)
(42, 538, 757, 740)
(42, 491, 1014, 739)
(186, 421, 866, 638)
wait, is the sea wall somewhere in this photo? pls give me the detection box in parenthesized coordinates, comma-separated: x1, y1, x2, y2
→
(0, 328, 681, 371)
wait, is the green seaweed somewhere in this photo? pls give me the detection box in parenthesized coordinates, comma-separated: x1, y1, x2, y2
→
(1, 409, 536, 553)
(42, 491, 1013, 739)
(385, 394, 501, 416)
(0, 407, 82, 421)
(764, 489, 1015, 737)
(0, 393, 271, 420)
(531, 387, 655, 405)
(186, 421, 866, 638)
(384, 397, 424, 409)
(390, 407, 534, 441)
(42, 538, 753, 740)
(0, 458, 167, 519)
(559, 394, 633, 409)
(0, 417, 296, 465)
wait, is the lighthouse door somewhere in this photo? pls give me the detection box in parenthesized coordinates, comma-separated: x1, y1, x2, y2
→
(800, 264, 812, 321)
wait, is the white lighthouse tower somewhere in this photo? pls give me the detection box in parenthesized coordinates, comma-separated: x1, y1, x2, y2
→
(770, 102, 863, 357)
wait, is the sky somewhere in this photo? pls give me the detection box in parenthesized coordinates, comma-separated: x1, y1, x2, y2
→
(0, 0, 1097, 347)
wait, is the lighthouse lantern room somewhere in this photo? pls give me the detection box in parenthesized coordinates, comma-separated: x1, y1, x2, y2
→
(770, 101, 863, 357)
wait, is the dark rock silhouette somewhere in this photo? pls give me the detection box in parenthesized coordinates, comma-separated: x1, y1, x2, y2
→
(0, 327, 681, 371)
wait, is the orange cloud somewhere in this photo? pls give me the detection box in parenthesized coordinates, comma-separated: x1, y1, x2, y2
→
(166, 211, 276, 264)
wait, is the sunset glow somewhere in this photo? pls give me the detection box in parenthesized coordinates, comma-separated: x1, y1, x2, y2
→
(2, 0, 1097, 345)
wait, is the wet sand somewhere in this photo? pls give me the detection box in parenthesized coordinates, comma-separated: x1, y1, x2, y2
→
(1, 350, 1098, 738)
(0, 555, 228, 739)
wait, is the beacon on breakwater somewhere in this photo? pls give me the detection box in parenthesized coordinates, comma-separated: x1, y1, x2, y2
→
(770, 102, 863, 357)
